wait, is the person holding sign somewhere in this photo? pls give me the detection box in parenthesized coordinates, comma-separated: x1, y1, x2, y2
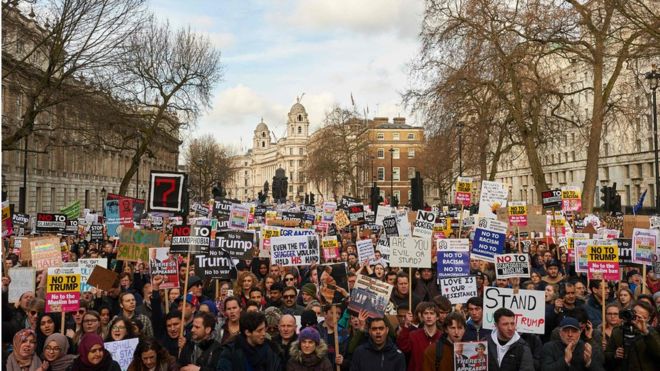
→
(487, 308, 535, 371)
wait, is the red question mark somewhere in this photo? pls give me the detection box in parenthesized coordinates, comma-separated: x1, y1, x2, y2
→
(155, 178, 177, 206)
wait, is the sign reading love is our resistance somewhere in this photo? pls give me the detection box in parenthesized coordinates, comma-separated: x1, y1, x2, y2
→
(439, 276, 477, 304)
(587, 240, 619, 280)
(46, 267, 81, 313)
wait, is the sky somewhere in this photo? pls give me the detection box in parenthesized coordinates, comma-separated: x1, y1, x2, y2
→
(150, 0, 425, 155)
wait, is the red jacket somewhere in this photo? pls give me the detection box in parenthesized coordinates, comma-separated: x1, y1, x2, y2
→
(397, 326, 441, 371)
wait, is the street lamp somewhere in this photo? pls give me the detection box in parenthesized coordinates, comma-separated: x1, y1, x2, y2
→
(457, 122, 464, 176)
(646, 65, 660, 213)
(196, 159, 203, 201)
(101, 187, 106, 215)
(20, 135, 28, 213)
(389, 147, 395, 202)
(370, 155, 375, 186)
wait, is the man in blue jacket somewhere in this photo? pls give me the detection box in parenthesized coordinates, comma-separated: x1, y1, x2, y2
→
(351, 317, 406, 371)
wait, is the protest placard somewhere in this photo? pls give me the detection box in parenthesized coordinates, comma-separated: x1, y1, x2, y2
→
(46, 267, 80, 313)
(587, 241, 619, 280)
(339, 196, 360, 210)
(170, 225, 211, 255)
(495, 254, 530, 279)
(561, 186, 582, 212)
(317, 263, 349, 304)
(383, 216, 399, 238)
(334, 210, 350, 230)
(8, 267, 36, 303)
(542, 189, 562, 209)
(89, 224, 104, 241)
(454, 341, 488, 371)
(455, 177, 473, 206)
(508, 201, 528, 227)
(356, 239, 375, 264)
(632, 228, 659, 264)
(78, 258, 107, 293)
(105, 338, 139, 371)
(195, 248, 233, 280)
(483, 287, 545, 334)
(322, 202, 337, 222)
(574, 239, 590, 273)
(216, 230, 256, 260)
(412, 210, 436, 239)
(270, 235, 320, 266)
(348, 205, 366, 225)
(617, 239, 633, 265)
(86, 265, 119, 291)
(118, 228, 164, 262)
(229, 204, 250, 230)
(478, 181, 508, 219)
(30, 237, 63, 270)
(191, 202, 210, 217)
(376, 234, 390, 262)
(472, 218, 507, 262)
(436, 239, 470, 279)
(148, 248, 179, 289)
(439, 276, 477, 304)
(651, 216, 660, 230)
(348, 274, 394, 318)
(1, 203, 12, 237)
(321, 236, 340, 260)
(389, 237, 431, 268)
(35, 213, 67, 234)
(375, 205, 394, 226)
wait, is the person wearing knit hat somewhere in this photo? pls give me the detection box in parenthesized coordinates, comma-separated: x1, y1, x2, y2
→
(287, 327, 333, 371)
(300, 309, 318, 329)
(301, 283, 317, 305)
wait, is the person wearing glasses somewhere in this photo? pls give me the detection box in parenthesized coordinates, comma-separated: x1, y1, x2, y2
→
(71, 333, 120, 371)
(73, 311, 102, 348)
(40, 333, 75, 371)
(280, 286, 305, 316)
(605, 300, 660, 371)
(601, 304, 621, 350)
(35, 313, 67, 356)
(105, 316, 138, 342)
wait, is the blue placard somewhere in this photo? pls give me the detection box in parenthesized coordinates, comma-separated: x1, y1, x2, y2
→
(472, 227, 505, 262)
(436, 250, 470, 280)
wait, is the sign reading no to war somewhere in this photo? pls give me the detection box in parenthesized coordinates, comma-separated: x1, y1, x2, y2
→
(389, 237, 431, 268)
(495, 254, 530, 279)
(270, 235, 320, 266)
(46, 267, 81, 313)
(483, 287, 545, 334)
(472, 218, 507, 262)
(587, 241, 619, 281)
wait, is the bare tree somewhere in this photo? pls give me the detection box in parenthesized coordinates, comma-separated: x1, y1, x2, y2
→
(184, 134, 236, 201)
(114, 17, 222, 195)
(2, 0, 145, 150)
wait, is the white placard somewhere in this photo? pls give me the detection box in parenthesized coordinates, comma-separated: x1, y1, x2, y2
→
(389, 237, 431, 268)
(483, 287, 545, 334)
(439, 276, 477, 304)
(8, 267, 36, 303)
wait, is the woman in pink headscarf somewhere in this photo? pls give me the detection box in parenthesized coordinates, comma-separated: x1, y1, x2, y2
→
(6, 329, 42, 371)
(70, 333, 120, 371)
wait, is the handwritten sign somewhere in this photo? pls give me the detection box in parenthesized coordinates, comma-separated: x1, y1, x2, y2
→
(483, 287, 545, 334)
(78, 258, 107, 293)
(478, 181, 508, 219)
(439, 276, 477, 304)
(334, 210, 350, 230)
(356, 239, 375, 263)
(389, 237, 431, 268)
(46, 267, 81, 313)
(270, 235, 320, 266)
(118, 228, 163, 262)
(105, 338, 139, 371)
(30, 237, 63, 269)
(8, 267, 36, 303)
(412, 210, 436, 239)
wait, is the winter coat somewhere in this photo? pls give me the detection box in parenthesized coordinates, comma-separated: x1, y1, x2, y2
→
(463, 319, 491, 342)
(178, 337, 223, 371)
(350, 338, 406, 371)
(487, 331, 535, 371)
(396, 326, 441, 371)
(217, 334, 282, 371)
(541, 339, 604, 371)
(604, 326, 660, 371)
(286, 340, 333, 371)
(421, 335, 454, 371)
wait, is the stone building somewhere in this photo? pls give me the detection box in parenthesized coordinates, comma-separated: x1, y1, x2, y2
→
(227, 101, 310, 202)
(1, 4, 180, 215)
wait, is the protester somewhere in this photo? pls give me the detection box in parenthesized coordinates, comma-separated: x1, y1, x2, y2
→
(604, 300, 660, 371)
(6, 329, 41, 371)
(70, 333, 121, 371)
(217, 311, 282, 371)
(422, 312, 466, 370)
(397, 302, 441, 371)
(351, 317, 406, 371)
(40, 333, 76, 371)
(286, 327, 333, 371)
(178, 311, 222, 370)
(541, 317, 594, 371)
(487, 308, 534, 371)
(127, 338, 178, 371)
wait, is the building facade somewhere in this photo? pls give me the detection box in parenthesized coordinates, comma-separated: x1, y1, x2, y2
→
(1, 4, 181, 215)
(227, 101, 310, 202)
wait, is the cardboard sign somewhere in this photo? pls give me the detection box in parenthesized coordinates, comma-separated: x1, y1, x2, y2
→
(148, 248, 179, 289)
(454, 341, 488, 371)
(587, 241, 619, 280)
(334, 210, 350, 230)
(436, 239, 470, 279)
(270, 235, 320, 266)
(195, 247, 233, 280)
(348, 274, 394, 318)
(356, 239, 375, 263)
(375, 205, 394, 226)
(86, 266, 119, 291)
(30, 237, 63, 269)
(389, 237, 432, 268)
(542, 189, 562, 209)
(478, 181, 508, 219)
(439, 276, 477, 304)
(455, 177, 473, 206)
(483, 287, 545, 334)
(8, 267, 36, 303)
(348, 205, 366, 225)
(46, 267, 81, 313)
(215, 230, 255, 260)
(78, 258, 107, 293)
(148, 171, 186, 212)
(321, 236, 340, 260)
(561, 186, 582, 212)
(322, 202, 337, 222)
(508, 201, 528, 227)
(170, 225, 211, 255)
(632, 228, 659, 264)
(472, 218, 507, 262)
(36, 213, 67, 234)
(118, 228, 164, 262)
(413, 210, 436, 239)
(495, 254, 530, 279)
(229, 204, 250, 230)
(105, 338, 139, 371)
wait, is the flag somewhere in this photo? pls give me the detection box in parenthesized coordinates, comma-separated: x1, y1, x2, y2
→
(61, 200, 81, 219)
(633, 189, 647, 214)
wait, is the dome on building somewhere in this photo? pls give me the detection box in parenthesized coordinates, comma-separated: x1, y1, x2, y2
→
(255, 118, 269, 132)
(289, 102, 307, 115)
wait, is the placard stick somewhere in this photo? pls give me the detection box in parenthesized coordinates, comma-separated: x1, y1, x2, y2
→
(642, 264, 647, 293)
(517, 225, 521, 253)
(408, 268, 412, 313)
(552, 209, 560, 260)
(458, 205, 464, 237)
(333, 307, 340, 371)
(61, 311, 66, 334)
(601, 282, 606, 337)
(178, 245, 192, 358)
(215, 280, 220, 301)
(164, 289, 169, 314)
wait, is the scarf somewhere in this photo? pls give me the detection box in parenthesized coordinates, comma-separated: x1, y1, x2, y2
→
(11, 329, 39, 369)
(490, 328, 520, 366)
(36, 313, 62, 352)
(237, 334, 269, 369)
(6, 354, 41, 371)
(43, 333, 77, 371)
(72, 333, 112, 371)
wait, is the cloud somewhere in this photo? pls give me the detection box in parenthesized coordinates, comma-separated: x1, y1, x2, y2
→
(208, 32, 236, 49)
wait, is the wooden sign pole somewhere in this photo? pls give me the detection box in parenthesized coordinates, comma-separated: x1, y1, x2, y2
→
(178, 245, 192, 357)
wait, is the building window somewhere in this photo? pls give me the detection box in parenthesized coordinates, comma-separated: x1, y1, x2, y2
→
(289, 148, 293, 155)
(392, 148, 400, 159)
(407, 133, 415, 140)
(377, 167, 385, 181)
(298, 126, 302, 134)
(377, 148, 384, 159)
(393, 132, 400, 141)
(408, 167, 416, 179)
(262, 132, 266, 138)
(262, 141, 265, 148)
(393, 190, 401, 201)
(377, 132, 384, 140)
(298, 114, 302, 122)
(393, 167, 400, 181)
(299, 148, 304, 155)
(408, 149, 415, 159)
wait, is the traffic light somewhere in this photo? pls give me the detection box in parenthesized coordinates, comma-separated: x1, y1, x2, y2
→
(304, 193, 309, 205)
(310, 193, 315, 205)
(600, 186, 611, 211)
(410, 171, 424, 211)
(370, 185, 380, 213)
(609, 182, 621, 213)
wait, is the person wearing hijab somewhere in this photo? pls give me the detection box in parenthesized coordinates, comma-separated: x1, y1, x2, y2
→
(6, 329, 42, 371)
(71, 333, 120, 371)
(35, 313, 61, 355)
(41, 334, 76, 371)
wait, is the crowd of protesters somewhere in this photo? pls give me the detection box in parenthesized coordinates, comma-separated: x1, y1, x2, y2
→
(2, 205, 660, 371)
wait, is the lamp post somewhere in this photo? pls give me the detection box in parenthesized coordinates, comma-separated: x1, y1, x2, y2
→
(370, 155, 375, 187)
(646, 65, 660, 214)
(389, 147, 395, 202)
(20, 135, 28, 213)
(196, 159, 203, 202)
(101, 187, 106, 215)
(457, 122, 464, 176)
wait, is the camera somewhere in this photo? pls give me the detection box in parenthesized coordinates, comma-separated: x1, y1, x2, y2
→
(619, 309, 635, 323)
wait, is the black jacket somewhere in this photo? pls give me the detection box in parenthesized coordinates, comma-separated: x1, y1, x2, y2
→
(487, 334, 535, 371)
(178, 337, 223, 371)
(217, 334, 282, 371)
(350, 337, 406, 371)
(541, 339, 604, 371)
